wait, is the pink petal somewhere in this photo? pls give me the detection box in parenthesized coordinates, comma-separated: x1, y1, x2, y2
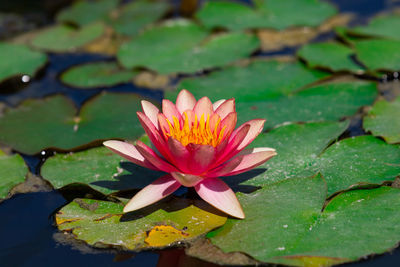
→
(162, 99, 182, 122)
(194, 96, 214, 118)
(187, 144, 216, 174)
(215, 99, 235, 120)
(123, 174, 181, 212)
(207, 147, 277, 177)
(212, 99, 226, 111)
(135, 141, 178, 173)
(141, 100, 160, 130)
(195, 178, 245, 219)
(176, 89, 196, 114)
(167, 138, 190, 173)
(233, 119, 265, 151)
(103, 140, 158, 170)
(171, 172, 203, 187)
(209, 113, 221, 133)
(157, 113, 171, 138)
(220, 112, 237, 139)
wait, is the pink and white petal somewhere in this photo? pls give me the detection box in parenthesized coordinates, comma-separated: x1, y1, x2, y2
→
(207, 147, 277, 177)
(123, 174, 181, 213)
(209, 113, 221, 133)
(220, 112, 237, 139)
(171, 172, 203, 187)
(233, 119, 265, 151)
(135, 141, 178, 173)
(215, 99, 235, 120)
(176, 89, 196, 114)
(162, 99, 182, 122)
(141, 100, 160, 130)
(194, 96, 214, 118)
(212, 99, 226, 111)
(195, 178, 245, 219)
(103, 140, 158, 170)
(187, 144, 216, 174)
(167, 138, 190, 173)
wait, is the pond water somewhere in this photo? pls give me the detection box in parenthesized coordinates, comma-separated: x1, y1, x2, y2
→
(1, 0, 400, 266)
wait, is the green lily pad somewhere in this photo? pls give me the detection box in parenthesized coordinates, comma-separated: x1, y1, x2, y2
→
(56, 198, 227, 250)
(0, 42, 47, 83)
(171, 60, 329, 102)
(56, 0, 119, 26)
(235, 81, 377, 127)
(297, 42, 364, 73)
(319, 135, 400, 196)
(242, 121, 348, 187)
(61, 62, 137, 88)
(205, 175, 400, 266)
(108, 0, 169, 36)
(349, 14, 400, 40)
(364, 96, 400, 144)
(31, 23, 105, 53)
(41, 144, 164, 195)
(0, 150, 28, 199)
(354, 39, 400, 71)
(196, 0, 336, 31)
(117, 19, 259, 74)
(0, 92, 151, 155)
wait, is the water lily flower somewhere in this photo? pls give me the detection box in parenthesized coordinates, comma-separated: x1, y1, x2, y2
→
(104, 90, 276, 219)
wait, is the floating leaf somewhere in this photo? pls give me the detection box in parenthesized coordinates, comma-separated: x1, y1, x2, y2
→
(61, 62, 137, 88)
(241, 121, 348, 187)
(0, 150, 28, 199)
(41, 145, 163, 195)
(319, 135, 400, 196)
(204, 175, 400, 266)
(297, 42, 364, 73)
(56, 0, 119, 26)
(354, 39, 400, 71)
(0, 92, 152, 154)
(117, 19, 259, 74)
(0, 42, 47, 83)
(31, 23, 105, 53)
(56, 198, 227, 250)
(349, 14, 400, 40)
(172, 60, 329, 101)
(235, 81, 377, 127)
(196, 0, 336, 31)
(364, 96, 400, 144)
(108, 0, 169, 36)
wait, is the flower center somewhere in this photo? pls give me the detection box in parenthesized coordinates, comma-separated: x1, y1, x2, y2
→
(163, 112, 226, 147)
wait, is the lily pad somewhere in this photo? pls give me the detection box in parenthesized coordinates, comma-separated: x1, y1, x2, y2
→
(349, 14, 400, 40)
(235, 81, 377, 127)
(364, 96, 400, 144)
(41, 145, 164, 195)
(196, 0, 336, 31)
(206, 175, 400, 266)
(297, 42, 364, 73)
(241, 121, 348, 187)
(354, 39, 400, 71)
(108, 0, 169, 36)
(0, 42, 47, 83)
(56, 0, 119, 26)
(0, 150, 28, 199)
(56, 198, 227, 250)
(117, 19, 259, 74)
(0, 92, 152, 154)
(172, 60, 329, 101)
(61, 62, 137, 88)
(319, 135, 400, 196)
(31, 23, 105, 53)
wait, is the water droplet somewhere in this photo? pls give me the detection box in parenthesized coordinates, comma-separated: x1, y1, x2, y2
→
(277, 247, 285, 251)
(21, 75, 30, 83)
(41, 151, 46, 156)
(283, 224, 288, 228)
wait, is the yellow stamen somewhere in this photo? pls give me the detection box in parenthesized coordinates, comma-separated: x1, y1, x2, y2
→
(164, 112, 226, 147)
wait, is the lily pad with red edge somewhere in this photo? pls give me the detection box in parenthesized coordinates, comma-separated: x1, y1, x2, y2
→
(56, 197, 227, 250)
(0, 149, 28, 199)
(117, 19, 259, 74)
(0, 92, 152, 155)
(363, 96, 400, 144)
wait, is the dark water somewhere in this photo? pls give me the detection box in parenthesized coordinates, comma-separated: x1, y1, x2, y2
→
(1, 0, 400, 266)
